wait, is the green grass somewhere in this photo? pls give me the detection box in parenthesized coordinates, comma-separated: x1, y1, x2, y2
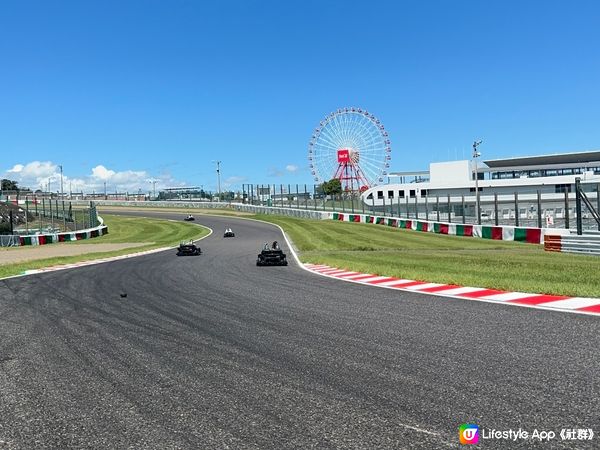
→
(5, 208, 599, 297)
(0, 214, 209, 279)
(252, 214, 600, 297)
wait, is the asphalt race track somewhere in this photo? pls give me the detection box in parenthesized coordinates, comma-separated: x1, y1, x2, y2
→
(1, 210, 599, 449)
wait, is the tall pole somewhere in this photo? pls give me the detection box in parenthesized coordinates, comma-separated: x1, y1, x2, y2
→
(215, 161, 222, 201)
(473, 140, 482, 225)
(59, 165, 64, 199)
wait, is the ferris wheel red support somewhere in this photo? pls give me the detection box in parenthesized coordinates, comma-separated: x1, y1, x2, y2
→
(333, 149, 370, 191)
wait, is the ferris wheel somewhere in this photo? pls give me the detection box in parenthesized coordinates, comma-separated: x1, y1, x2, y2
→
(308, 107, 391, 192)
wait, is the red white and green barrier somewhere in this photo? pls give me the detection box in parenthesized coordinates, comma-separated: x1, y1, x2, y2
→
(328, 212, 568, 244)
(16, 216, 108, 246)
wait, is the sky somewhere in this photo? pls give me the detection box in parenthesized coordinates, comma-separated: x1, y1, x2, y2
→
(1, 0, 600, 194)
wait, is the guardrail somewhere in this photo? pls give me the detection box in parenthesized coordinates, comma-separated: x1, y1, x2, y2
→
(544, 233, 600, 255)
(72, 200, 330, 220)
(82, 200, 555, 245)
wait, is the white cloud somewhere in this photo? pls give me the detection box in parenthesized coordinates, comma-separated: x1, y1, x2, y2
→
(286, 164, 298, 172)
(91, 165, 116, 180)
(1, 160, 184, 194)
(7, 164, 24, 173)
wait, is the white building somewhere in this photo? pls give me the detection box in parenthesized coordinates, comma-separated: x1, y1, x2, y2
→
(362, 150, 600, 206)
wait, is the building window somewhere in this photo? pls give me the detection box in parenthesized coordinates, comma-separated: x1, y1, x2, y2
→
(555, 184, 572, 193)
(409, 189, 416, 198)
(387, 190, 394, 199)
(399, 190, 405, 198)
(366, 193, 373, 199)
(377, 190, 384, 199)
(421, 189, 428, 197)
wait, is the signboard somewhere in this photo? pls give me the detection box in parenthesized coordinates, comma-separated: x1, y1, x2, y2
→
(337, 149, 350, 163)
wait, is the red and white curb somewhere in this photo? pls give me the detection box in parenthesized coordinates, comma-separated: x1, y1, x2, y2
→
(304, 263, 600, 317)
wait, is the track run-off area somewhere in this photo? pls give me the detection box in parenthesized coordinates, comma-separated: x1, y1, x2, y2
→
(1, 209, 599, 448)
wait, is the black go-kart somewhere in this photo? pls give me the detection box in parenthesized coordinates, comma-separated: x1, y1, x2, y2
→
(224, 228, 235, 238)
(184, 215, 195, 221)
(256, 241, 288, 266)
(177, 240, 202, 256)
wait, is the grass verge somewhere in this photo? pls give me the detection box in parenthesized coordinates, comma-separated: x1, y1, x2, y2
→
(251, 214, 600, 298)
(0, 214, 209, 279)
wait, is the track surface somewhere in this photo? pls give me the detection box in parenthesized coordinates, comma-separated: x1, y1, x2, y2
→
(1, 210, 599, 449)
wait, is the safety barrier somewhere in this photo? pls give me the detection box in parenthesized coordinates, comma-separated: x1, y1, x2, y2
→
(544, 233, 600, 255)
(67, 200, 567, 245)
(71, 200, 330, 220)
(327, 212, 566, 244)
(13, 216, 108, 246)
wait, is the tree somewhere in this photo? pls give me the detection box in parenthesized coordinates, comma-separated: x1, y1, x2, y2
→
(1, 179, 19, 191)
(320, 178, 342, 196)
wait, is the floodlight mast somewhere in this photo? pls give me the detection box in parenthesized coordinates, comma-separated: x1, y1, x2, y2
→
(213, 161, 222, 201)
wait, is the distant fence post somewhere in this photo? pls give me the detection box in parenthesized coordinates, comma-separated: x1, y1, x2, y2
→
(414, 195, 418, 220)
(597, 184, 600, 231)
(436, 196, 440, 222)
(25, 195, 29, 234)
(564, 190, 570, 229)
(447, 195, 451, 223)
(494, 193, 499, 226)
(536, 190, 542, 229)
(575, 178, 582, 235)
(514, 192, 519, 227)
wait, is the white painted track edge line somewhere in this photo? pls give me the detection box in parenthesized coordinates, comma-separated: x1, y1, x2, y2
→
(0, 223, 213, 281)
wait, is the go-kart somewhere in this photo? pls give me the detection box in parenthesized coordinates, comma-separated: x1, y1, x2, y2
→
(184, 215, 195, 221)
(177, 240, 202, 256)
(256, 241, 288, 266)
(224, 228, 235, 238)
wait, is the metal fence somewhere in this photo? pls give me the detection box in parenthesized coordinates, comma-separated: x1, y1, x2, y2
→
(241, 183, 600, 231)
(0, 199, 100, 245)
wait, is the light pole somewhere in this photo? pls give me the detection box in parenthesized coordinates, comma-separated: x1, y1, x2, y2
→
(148, 179, 158, 200)
(473, 140, 483, 224)
(213, 161, 222, 201)
(59, 165, 64, 199)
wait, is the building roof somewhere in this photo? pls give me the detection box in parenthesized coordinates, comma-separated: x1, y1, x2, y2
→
(484, 150, 600, 168)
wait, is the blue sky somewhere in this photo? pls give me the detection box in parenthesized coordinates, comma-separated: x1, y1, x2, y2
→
(1, 0, 599, 194)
